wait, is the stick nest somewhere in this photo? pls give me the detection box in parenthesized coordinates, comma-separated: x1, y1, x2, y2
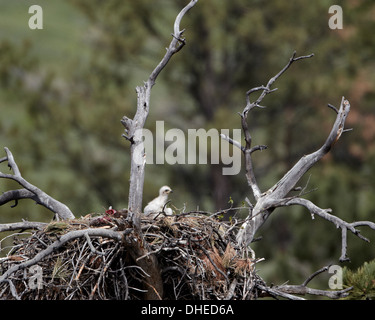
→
(0, 213, 264, 300)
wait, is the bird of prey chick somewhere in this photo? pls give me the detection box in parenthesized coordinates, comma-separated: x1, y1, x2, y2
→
(144, 186, 173, 218)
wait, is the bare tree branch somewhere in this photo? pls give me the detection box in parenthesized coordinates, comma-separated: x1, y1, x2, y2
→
(257, 284, 306, 300)
(236, 97, 351, 246)
(282, 197, 375, 261)
(258, 265, 352, 300)
(0, 221, 47, 233)
(272, 264, 353, 299)
(228, 52, 314, 201)
(149, 0, 198, 86)
(230, 49, 374, 264)
(0, 189, 39, 207)
(233, 52, 354, 247)
(220, 133, 245, 152)
(0, 148, 75, 220)
(270, 284, 352, 300)
(243, 51, 314, 115)
(268, 97, 350, 200)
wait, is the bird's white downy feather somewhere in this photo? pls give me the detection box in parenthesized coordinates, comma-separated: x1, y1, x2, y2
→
(144, 186, 173, 218)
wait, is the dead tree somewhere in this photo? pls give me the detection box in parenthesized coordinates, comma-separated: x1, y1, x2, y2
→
(221, 52, 375, 262)
(0, 1, 375, 301)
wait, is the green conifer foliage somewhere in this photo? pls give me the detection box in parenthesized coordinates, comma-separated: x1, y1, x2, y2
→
(343, 260, 375, 300)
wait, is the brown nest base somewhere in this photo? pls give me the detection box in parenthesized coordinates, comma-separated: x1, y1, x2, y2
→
(0, 213, 264, 300)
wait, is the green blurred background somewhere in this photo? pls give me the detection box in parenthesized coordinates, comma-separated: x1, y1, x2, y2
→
(1, 0, 375, 290)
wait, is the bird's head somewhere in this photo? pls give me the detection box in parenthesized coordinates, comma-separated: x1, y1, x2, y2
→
(159, 185, 173, 196)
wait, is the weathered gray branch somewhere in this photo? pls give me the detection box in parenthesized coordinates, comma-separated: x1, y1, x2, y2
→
(229, 50, 366, 253)
(0, 147, 75, 220)
(0, 221, 47, 233)
(236, 97, 351, 246)
(122, 0, 198, 228)
(0, 189, 39, 207)
(244, 52, 314, 115)
(268, 284, 352, 300)
(282, 197, 375, 261)
(238, 52, 314, 201)
(258, 265, 352, 300)
(268, 97, 350, 200)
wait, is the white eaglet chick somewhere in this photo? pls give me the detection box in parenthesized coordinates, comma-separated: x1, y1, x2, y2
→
(144, 186, 173, 218)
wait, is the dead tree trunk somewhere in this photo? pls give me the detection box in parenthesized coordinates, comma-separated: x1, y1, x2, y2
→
(119, 0, 198, 299)
(121, 0, 198, 228)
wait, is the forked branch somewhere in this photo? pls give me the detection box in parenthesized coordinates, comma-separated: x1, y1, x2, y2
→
(282, 197, 375, 262)
(0, 147, 75, 220)
(222, 52, 314, 200)
(244, 51, 314, 115)
(235, 95, 353, 247)
(227, 52, 375, 263)
(268, 97, 350, 200)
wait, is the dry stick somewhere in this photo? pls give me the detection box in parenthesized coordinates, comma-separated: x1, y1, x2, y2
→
(1, 279, 20, 300)
(273, 284, 352, 299)
(257, 284, 306, 300)
(225, 279, 238, 300)
(268, 98, 351, 200)
(119, 258, 129, 300)
(0, 189, 38, 207)
(302, 265, 330, 287)
(197, 243, 229, 284)
(89, 243, 119, 300)
(75, 261, 86, 282)
(84, 233, 107, 256)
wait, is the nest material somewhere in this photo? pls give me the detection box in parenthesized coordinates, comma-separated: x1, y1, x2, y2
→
(0, 213, 264, 300)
